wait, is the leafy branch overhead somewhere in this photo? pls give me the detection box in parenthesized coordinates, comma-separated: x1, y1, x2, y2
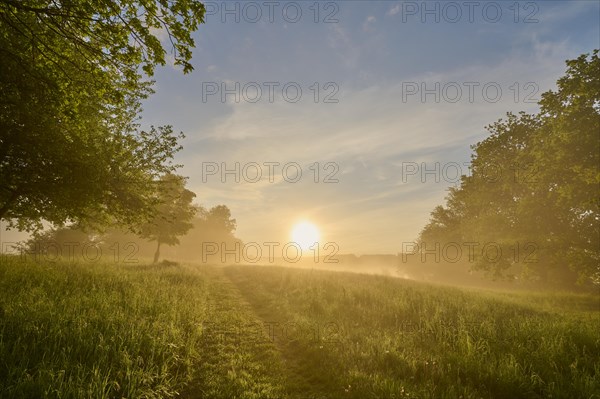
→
(0, 0, 206, 231)
(0, 0, 205, 76)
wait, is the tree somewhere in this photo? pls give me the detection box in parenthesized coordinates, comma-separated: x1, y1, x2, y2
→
(139, 174, 197, 263)
(170, 205, 239, 262)
(530, 50, 600, 284)
(419, 50, 600, 288)
(21, 202, 242, 263)
(202, 205, 237, 236)
(95, 204, 240, 262)
(0, 0, 205, 85)
(22, 224, 96, 259)
(0, 0, 205, 231)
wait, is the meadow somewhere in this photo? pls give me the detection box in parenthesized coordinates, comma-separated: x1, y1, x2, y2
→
(0, 255, 598, 398)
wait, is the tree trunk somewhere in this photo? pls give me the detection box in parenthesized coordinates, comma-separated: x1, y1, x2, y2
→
(153, 241, 161, 263)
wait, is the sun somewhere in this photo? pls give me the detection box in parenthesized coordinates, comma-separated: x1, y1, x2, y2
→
(290, 221, 320, 250)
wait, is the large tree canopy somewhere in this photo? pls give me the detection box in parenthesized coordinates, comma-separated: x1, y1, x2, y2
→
(419, 50, 600, 288)
(0, 0, 205, 231)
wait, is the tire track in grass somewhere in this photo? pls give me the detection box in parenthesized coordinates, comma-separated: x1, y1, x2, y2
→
(223, 266, 343, 399)
(180, 266, 288, 399)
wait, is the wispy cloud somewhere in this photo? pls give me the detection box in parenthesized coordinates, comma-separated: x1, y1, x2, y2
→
(386, 4, 400, 16)
(363, 15, 377, 31)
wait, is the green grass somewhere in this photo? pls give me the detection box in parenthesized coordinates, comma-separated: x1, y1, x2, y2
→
(0, 256, 598, 398)
(225, 265, 600, 398)
(0, 257, 284, 398)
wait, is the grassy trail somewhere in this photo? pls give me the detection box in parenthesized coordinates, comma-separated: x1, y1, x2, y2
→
(223, 267, 339, 399)
(179, 266, 287, 399)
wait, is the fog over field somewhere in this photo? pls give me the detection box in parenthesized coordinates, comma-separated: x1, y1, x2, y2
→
(0, 1, 598, 398)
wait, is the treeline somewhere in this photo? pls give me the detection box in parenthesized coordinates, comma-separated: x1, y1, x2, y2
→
(22, 204, 240, 264)
(418, 51, 599, 289)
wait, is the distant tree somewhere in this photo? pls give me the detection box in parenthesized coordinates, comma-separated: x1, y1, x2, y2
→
(175, 205, 239, 262)
(139, 174, 197, 263)
(419, 50, 600, 287)
(0, 0, 205, 231)
(23, 224, 96, 258)
(22, 201, 242, 263)
(203, 205, 237, 236)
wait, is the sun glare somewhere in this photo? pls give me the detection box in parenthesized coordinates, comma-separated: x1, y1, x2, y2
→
(291, 221, 320, 250)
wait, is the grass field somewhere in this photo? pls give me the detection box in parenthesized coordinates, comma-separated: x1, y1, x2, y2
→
(0, 256, 598, 398)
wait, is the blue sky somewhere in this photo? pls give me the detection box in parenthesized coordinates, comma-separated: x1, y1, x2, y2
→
(106, 0, 600, 254)
(2, 0, 599, 254)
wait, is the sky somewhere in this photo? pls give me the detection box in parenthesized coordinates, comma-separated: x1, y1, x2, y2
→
(2, 0, 599, 255)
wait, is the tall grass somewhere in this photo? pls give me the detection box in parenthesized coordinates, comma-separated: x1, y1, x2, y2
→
(225, 265, 600, 399)
(0, 256, 211, 398)
(0, 256, 285, 398)
(1, 256, 598, 398)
